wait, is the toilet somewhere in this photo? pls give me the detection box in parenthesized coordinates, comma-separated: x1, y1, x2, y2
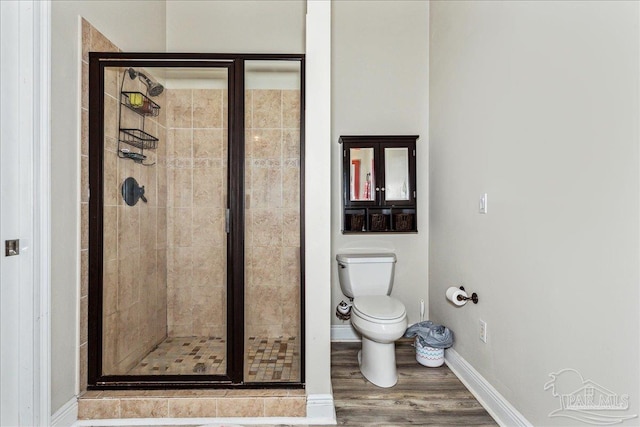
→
(336, 253, 407, 388)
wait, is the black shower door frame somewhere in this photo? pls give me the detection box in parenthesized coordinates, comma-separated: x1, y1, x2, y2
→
(87, 53, 305, 389)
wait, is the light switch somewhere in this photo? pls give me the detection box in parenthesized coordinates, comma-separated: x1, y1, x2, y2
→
(479, 193, 488, 214)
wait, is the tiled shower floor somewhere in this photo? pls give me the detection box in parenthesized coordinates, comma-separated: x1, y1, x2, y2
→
(246, 336, 300, 382)
(128, 336, 299, 382)
(128, 336, 226, 375)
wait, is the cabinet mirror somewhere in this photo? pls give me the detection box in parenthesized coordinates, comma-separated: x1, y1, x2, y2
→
(349, 147, 375, 201)
(384, 147, 410, 201)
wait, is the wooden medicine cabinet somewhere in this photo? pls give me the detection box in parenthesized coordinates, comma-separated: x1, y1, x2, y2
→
(340, 135, 418, 233)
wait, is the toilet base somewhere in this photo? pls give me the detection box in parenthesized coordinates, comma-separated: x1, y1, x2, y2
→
(357, 337, 398, 388)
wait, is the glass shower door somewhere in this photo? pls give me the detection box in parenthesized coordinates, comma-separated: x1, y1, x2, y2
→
(243, 60, 302, 383)
(90, 54, 304, 387)
(100, 65, 229, 377)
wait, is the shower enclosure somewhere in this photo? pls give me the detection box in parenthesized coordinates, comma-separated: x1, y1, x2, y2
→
(87, 53, 304, 388)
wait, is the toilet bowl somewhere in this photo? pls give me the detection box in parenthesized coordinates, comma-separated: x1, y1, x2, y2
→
(351, 295, 407, 387)
(336, 253, 407, 388)
(336, 253, 407, 387)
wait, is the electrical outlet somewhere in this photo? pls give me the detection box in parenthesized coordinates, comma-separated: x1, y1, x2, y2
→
(479, 319, 487, 343)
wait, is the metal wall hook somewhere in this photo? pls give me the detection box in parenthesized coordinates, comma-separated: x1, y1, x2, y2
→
(458, 286, 479, 304)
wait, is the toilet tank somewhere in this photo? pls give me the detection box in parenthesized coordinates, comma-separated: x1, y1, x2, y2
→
(336, 253, 397, 298)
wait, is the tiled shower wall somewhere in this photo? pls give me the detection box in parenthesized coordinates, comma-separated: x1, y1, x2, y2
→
(81, 19, 168, 379)
(80, 19, 116, 390)
(163, 87, 302, 342)
(245, 89, 301, 340)
(102, 71, 168, 374)
(165, 89, 227, 338)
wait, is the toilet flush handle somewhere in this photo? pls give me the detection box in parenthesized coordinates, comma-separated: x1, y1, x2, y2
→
(338, 263, 346, 269)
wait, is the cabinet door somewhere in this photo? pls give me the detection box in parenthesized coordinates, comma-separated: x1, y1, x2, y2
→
(343, 143, 380, 207)
(380, 141, 416, 206)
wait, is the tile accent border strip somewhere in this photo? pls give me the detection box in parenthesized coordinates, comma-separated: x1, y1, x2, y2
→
(444, 348, 532, 427)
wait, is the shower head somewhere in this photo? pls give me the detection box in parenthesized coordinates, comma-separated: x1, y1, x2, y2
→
(145, 80, 164, 97)
(127, 67, 164, 97)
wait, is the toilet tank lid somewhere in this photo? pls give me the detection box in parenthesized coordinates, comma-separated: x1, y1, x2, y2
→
(336, 253, 397, 264)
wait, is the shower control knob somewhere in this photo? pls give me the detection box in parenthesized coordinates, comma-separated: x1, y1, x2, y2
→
(139, 185, 147, 203)
(122, 177, 147, 206)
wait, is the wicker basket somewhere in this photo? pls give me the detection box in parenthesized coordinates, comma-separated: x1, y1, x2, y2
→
(394, 213, 413, 231)
(349, 214, 364, 231)
(370, 214, 387, 231)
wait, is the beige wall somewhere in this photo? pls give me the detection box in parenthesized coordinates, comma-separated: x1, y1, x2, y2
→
(331, 1, 430, 327)
(166, 0, 305, 53)
(165, 88, 227, 338)
(429, 1, 639, 424)
(52, 1, 166, 412)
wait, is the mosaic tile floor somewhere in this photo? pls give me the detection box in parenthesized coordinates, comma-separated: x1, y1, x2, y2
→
(128, 336, 299, 382)
(128, 336, 226, 375)
(246, 336, 300, 382)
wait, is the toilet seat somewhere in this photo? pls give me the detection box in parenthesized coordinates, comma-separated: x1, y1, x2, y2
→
(353, 295, 406, 324)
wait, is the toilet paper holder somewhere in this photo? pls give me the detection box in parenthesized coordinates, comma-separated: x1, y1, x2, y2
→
(458, 286, 479, 304)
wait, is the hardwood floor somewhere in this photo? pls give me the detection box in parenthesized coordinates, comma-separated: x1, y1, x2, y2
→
(330, 341, 497, 426)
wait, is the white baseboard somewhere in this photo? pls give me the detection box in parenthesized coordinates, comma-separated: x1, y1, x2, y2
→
(330, 324, 360, 342)
(306, 393, 336, 424)
(445, 348, 532, 427)
(51, 397, 78, 427)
